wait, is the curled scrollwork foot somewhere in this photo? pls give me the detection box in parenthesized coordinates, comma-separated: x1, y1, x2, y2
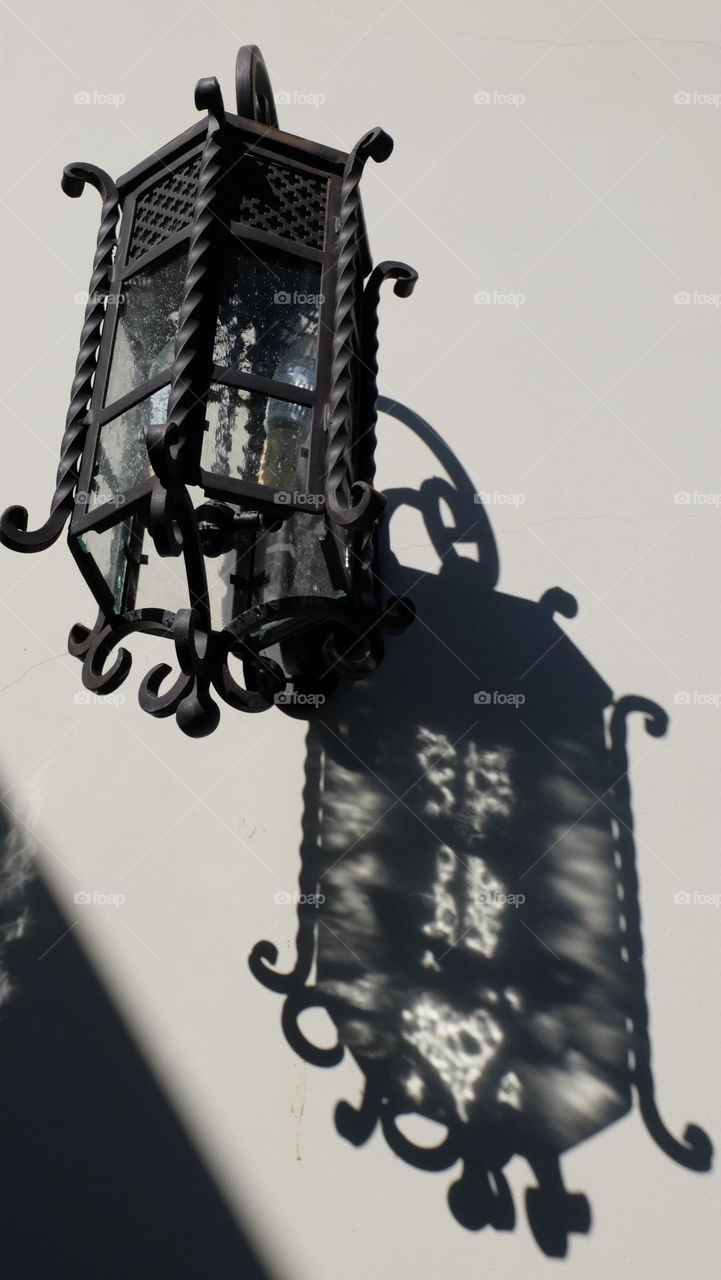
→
(139, 607, 220, 738)
(281, 990, 343, 1068)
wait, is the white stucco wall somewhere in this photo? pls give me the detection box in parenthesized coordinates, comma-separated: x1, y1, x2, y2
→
(0, 2, 719, 1276)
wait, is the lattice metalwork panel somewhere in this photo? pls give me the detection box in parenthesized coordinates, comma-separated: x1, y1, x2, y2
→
(235, 159, 328, 249)
(127, 155, 201, 262)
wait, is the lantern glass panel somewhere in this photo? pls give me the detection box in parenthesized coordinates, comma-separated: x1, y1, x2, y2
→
(77, 519, 134, 611)
(202, 384, 312, 492)
(105, 249, 186, 406)
(133, 524, 191, 616)
(202, 515, 343, 641)
(258, 512, 337, 603)
(204, 522, 262, 632)
(88, 387, 169, 511)
(213, 246, 322, 388)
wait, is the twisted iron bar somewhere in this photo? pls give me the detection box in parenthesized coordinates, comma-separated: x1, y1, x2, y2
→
(324, 128, 393, 531)
(609, 695, 712, 1172)
(356, 262, 418, 482)
(353, 260, 418, 614)
(0, 163, 120, 552)
(131, 74, 235, 734)
(145, 77, 228, 492)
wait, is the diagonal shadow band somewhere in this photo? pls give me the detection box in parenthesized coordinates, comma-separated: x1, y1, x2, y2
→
(0, 807, 272, 1280)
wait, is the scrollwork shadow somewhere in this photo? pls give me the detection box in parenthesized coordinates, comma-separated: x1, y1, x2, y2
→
(250, 398, 712, 1258)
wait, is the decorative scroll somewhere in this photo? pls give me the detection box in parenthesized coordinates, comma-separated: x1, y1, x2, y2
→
(68, 609, 174, 696)
(139, 607, 222, 737)
(0, 164, 120, 552)
(608, 696, 712, 1172)
(324, 128, 393, 530)
(69, 588, 379, 736)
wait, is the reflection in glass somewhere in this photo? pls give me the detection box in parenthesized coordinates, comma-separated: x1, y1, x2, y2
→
(213, 246, 321, 387)
(105, 250, 186, 405)
(203, 322, 317, 495)
(256, 335, 322, 602)
(88, 388, 169, 511)
(203, 386, 264, 484)
(261, 332, 314, 491)
(203, 384, 311, 492)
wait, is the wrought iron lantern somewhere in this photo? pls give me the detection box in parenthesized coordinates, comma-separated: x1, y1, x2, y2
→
(1, 45, 417, 735)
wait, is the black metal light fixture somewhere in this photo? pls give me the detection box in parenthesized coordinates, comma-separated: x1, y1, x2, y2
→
(1, 45, 417, 736)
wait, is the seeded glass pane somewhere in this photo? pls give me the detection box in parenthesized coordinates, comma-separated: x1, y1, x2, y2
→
(78, 520, 133, 612)
(88, 387, 169, 511)
(203, 384, 312, 493)
(258, 513, 339, 605)
(213, 247, 321, 388)
(105, 250, 186, 405)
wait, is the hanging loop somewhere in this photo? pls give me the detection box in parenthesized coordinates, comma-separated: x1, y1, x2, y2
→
(235, 45, 278, 127)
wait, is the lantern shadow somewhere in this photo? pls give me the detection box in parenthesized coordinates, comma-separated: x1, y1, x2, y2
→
(0, 807, 271, 1280)
(250, 399, 712, 1258)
